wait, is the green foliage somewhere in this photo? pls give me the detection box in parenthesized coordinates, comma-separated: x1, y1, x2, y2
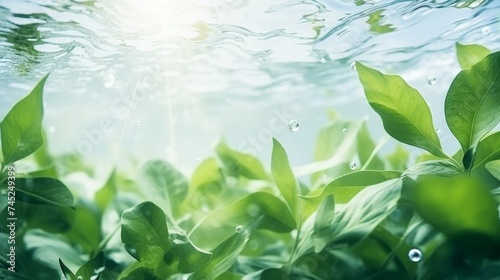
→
(3, 43, 500, 280)
(1, 74, 47, 166)
(445, 51, 500, 153)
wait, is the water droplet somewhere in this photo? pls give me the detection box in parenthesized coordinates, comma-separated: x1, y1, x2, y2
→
(319, 57, 326, 63)
(104, 73, 115, 88)
(137, 121, 142, 126)
(77, 276, 83, 280)
(201, 204, 210, 212)
(408, 248, 422, 262)
(342, 128, 347, 134)
(482, 26, 491, 35)
(363, 115, 370, 121)
(349, 162, 357, 170)
(235, 225, 243, 233)
(247, 204, 260, 217)
(435, 128, 441, 133)
(427, 76, 437, 85)
(48, 126, 55, 133)
(196, 158, 201, 163)
(288, 120, 300, 132)
(350, 62, 356, 69)
(249, 240, 259, 250)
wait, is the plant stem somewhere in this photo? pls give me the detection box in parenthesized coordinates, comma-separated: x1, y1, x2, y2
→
(91, 222, 121, 258)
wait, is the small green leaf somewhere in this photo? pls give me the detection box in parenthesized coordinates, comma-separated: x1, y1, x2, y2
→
(386, 144, 410, 171)
(445, 51, 500, 153)
(95, 169, 117, 210)
(215, 139, 268, 180)
(462, 147, 476, 171)
(1, 74, 48, 166)
(190, 157, 223, 191)
(76, 251, 104, 280)
(121, 201, 171, 270)
(412, 175, 500, 254)
(59, 259, 77, 280)
(302, 170, 402, 204)
(356, 62, 445, 157)
(137, 160, 188, 218)
(472, 132, 500, 170)
(456, 42, 491, 69)
(11, 177, 74, 208)
(486, 160, 500, 181)
(403, 160, 462, 177)
(271, 138, 300, 220)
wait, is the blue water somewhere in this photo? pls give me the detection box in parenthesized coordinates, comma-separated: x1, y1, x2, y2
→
(0, 0, 499, 187)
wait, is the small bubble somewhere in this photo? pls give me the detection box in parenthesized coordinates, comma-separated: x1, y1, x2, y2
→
(137, 121, 142, 126)
(435, 128, 441, 133)
(196, 158, 201, 163)
(342, 128, 347, 134)
(77, 276, 83, 280)
(48, 126, 55, 133)
(319, 57, 326, 63)
(288, 120, 300, 132)
(482, 26, 491, 35)
(408, 248, 422, 262)
(201, 205, 210, 212)
(363, 115, 370, 121)
(247, 204, 260, 217)
(249, 240, 259, 250)
(235, 225, 243, 233)
(427, 76, 437, 85)
(350, 62, 356, 69)
(349, 162, 357, 170)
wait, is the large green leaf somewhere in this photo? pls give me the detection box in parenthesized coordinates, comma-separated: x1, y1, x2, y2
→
(403, 160, 462, 177)
(356, 62, 445, 157)
(137, 160, 188, 218)
(301, 170, 402, 205)
(472, 132, 500, 170)
(8, 177, 74, 208)
(0, 74, 48, 166)
(271, 138, 300, 220)
(456, 42, 491, 69)
(75, 251, 104, 280)
(412, 175, 500, 254)
(121, 202, 171, 270)
(445, 51, 500, 153)
(215, 139, 268, 180)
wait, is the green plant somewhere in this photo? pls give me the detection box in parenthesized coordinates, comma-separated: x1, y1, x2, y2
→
(1, 43, 499, 280)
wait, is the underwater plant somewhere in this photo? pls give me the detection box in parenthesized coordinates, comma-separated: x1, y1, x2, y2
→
(0, 43, 499, 280)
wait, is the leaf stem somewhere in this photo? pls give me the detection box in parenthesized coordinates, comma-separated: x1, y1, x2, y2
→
(91, 221, 121, 258)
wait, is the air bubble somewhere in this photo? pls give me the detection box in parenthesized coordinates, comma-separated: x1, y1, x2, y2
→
(349, 162, 357, 170)
(350, 62, 356, 69)
(48, 126, 55, 133)
(137, 121, 142, 126)
(435, 128, 441, 133)
(196, 158, 201, 163)
(235, 225, 243, 233)
(342, 128, 347, 134)
(77, 276, 83, 280)
(319, 57, 326, 63)
(427, 76, 437, 85)
(408, 248, 422, 262)
(363, 115, 370, 121)
(288, 120, 300, 132)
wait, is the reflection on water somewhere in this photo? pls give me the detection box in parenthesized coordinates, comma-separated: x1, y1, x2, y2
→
(0, 0, 499, 174)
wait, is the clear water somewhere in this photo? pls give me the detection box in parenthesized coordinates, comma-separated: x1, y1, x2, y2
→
(0, 0, 499, 180)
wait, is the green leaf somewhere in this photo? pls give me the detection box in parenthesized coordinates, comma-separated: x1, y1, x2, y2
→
(76, 251, 104, 280)
(10, 177, 74, 208)
(191, 157, 223, 191)
(95, 169, 117, 210)
(271, 138, 300, 220)
(445, 51, 500, 153)
(486, 160, 500, 181)
(137, 160, 188, 218)
(456, 42, 491, 69)
(356, 62, 445, 157)
(64, 203, 101, 253)
(301, 170, 402, 204)
(59, 259, 77, 280)
(0, 74, 48, 166)
(190, 218, 262, 280)
(386, 144, 410, 171)
(121, 201, 171, 270)
(412, 175, 500, 254)
(472, 132, 500, 170)
(403, 160, 462, 177)
(215, 139, 268, 180)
